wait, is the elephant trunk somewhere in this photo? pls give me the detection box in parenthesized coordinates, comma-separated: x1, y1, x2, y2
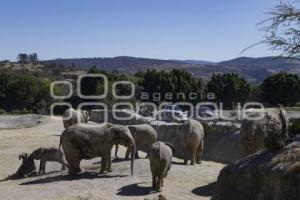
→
(130, 139, 136, 175)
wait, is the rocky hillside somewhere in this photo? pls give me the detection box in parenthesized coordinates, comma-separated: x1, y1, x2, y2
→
(44, 56, 300, 83)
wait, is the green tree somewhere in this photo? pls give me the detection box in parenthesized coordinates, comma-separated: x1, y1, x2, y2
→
(0, 71, 52, 113)
(29, 53, 38, 64)
(207, 73, 250, 109)
(140, 69, 205, 103)
(17, 53, 29, 63)
(261, 72, 300, 106)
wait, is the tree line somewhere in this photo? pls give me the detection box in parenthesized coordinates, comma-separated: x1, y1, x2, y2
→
(0, 71, 52, 114)
(0, 68, 300, 114)
(17, 53, 38, 64)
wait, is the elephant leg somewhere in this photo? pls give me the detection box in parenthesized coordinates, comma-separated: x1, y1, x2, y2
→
(190, 146, 198, 165)
(43, 161, 47, 174)
(59, 160, 67, 170)
(67, 158, 81, 175)
(38, 161, 43, 175)
(184, 148, 188, 165)
(152, 175, 156, 189)
(107, 157, 112, 172)
(100, 153, 111, 174)
(100, 158, 107, 174)
(156, 174, 163, 192)
(39, 160, 46, 174)
(72, 159, 81, 174)
(196, 140, 204, 164)
(114, 144, 119, 158)
(125, 146, 131, 160)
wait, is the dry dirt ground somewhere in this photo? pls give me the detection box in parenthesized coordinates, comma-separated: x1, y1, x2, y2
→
(0, 116, 225, 200)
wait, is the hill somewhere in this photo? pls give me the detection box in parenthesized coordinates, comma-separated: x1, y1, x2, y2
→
(3, 56, 300, 83)
(43, 56, 300, 83)
(44, 56, 196, 73)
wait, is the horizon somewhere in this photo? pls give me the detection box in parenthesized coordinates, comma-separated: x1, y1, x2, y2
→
(1, 0, 281, 62)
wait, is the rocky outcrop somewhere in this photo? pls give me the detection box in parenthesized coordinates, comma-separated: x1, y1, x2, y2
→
(89, 109, 154, 125)
(240, 108, 289, 157)
(212, 141, 300, 200)
(201, 121, 241, 163)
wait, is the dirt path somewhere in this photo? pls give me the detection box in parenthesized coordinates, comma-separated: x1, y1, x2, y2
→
(0, 116, 224, 200)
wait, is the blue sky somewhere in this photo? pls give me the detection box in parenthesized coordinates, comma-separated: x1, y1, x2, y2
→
(0, 0, 281, 62)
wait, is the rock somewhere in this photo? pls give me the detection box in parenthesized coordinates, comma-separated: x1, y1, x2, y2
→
(240, 108, 289, 156)
(89, 109, 154, 125)
(212, 141, 300, 200)
(201, 121, 241, 163)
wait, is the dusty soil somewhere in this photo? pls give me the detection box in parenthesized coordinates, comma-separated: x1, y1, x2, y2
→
(0, 116, 224, 200)
(0, 114, 45, 130)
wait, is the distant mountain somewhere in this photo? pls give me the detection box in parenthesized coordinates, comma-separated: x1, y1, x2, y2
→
(44, 56, 193, 73)
(181, 60, 215, 65)
(43, 56, 300, 83)
(218, 56, 300, 68)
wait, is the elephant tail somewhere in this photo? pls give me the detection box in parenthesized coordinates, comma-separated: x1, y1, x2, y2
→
(59, 136, 62, 151)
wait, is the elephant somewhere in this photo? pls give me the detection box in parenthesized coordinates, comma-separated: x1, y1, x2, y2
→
(179, 119, 204, 165)
(114, 124, 157, 159)
(5, 153, 36, 180)
(239, 107, 289, 156)
(63, 108, 89, 129)
(29, 147, 68, 174)
(59, 123, 136, 175)
(152, 119, 205, 165)
(148, 141, 174, 192)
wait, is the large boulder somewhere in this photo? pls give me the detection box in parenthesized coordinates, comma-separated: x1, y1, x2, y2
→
(239, 108, 289, 156)
(201, 121, 241, 163)
(212, 141, 300, 200)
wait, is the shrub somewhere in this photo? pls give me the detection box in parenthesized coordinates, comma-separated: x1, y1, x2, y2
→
(289, 118, 300, 136)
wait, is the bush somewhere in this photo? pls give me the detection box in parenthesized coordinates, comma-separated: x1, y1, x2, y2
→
(289, 118, 300, 136)
(261, 73, 300, 106)
(0, 71, 52, 113)
(207, 73, 250, 109)
(0, 108, 6, 114)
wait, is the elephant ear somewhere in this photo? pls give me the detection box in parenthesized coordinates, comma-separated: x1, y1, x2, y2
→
(128, 126, 137, 136)
(164, 142, 175, 154)
(110, 126, 122, 141)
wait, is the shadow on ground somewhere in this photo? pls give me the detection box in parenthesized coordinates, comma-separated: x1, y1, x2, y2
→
(192, 182, 216, 197)
(171, 161, 186, 165)
(117, 182, 154, 196)
(20, 172, 128, 185)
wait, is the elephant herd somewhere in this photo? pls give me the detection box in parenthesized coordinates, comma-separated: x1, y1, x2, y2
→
(7, 106, 289, 194)
(60, 108, 205, 191)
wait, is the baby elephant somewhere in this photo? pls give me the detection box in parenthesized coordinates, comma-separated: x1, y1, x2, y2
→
(30, 148, 68, 174)
(148, 141, 174, 192)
